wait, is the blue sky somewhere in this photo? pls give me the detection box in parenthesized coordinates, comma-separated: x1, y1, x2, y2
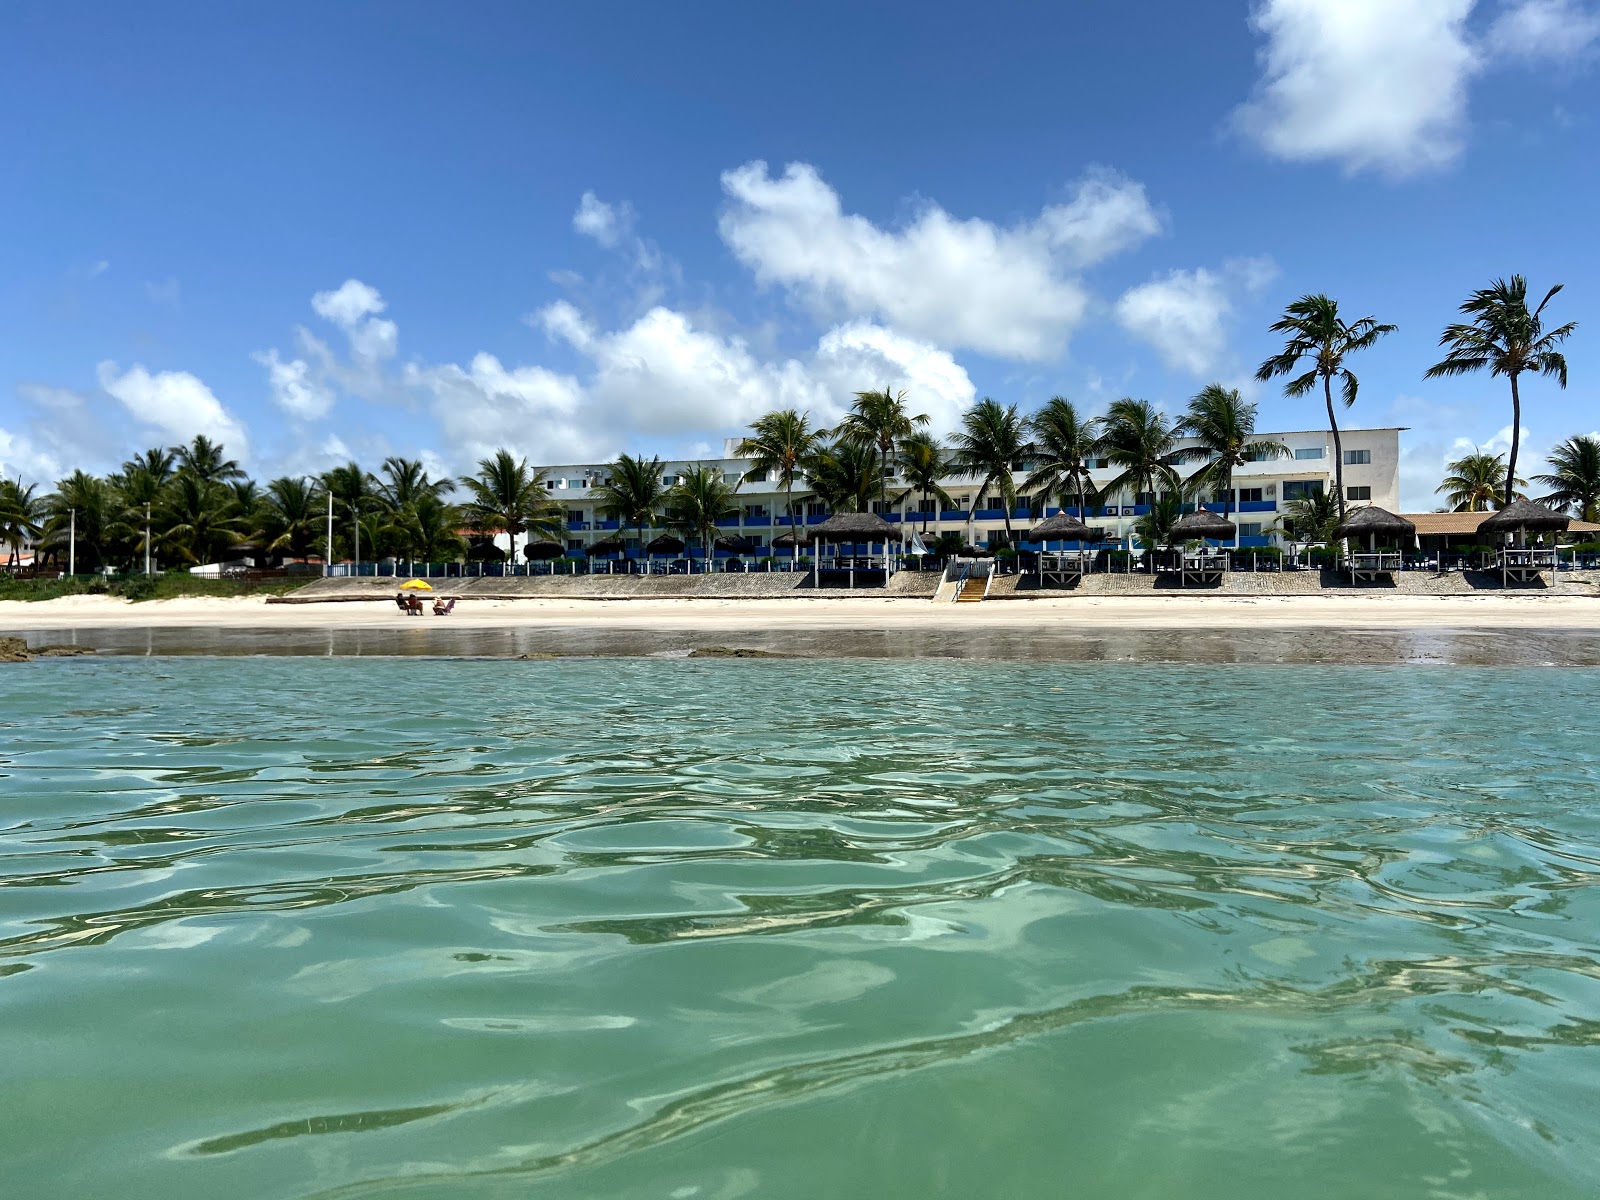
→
(2, 0, 1596, 507)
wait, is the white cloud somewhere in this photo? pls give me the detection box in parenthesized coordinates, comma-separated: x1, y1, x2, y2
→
(406, 355, 595, 467)
(254, 349, 335, 420)
(717, 160, 1160, 360)
(1234, 0, 1480, 176)
(96, 361, 250, 459)
(1114, 258, 1277, 375)
(312, 278, 398, 365)
(0, 426, 64, 486)
(573, 192, 632, 248)
(1489, 0, 1600, 61)
(16, 382, 87, 412)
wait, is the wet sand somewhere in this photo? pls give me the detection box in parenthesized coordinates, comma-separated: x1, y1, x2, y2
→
(4, 593, 1600, 664)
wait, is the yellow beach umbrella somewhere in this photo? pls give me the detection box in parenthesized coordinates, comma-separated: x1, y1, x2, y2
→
(399, 579, 433, 591)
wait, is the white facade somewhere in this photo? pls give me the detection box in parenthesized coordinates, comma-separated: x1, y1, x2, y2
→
(514, 427, 1403, 556)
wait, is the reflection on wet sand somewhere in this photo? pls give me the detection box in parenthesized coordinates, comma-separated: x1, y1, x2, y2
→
(9, 623, 1600, 664)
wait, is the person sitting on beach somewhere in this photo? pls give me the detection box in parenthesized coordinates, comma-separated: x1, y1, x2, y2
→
(432, 596, 450, 615)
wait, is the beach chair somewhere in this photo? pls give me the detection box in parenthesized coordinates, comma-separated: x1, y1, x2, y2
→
(406, 595, 425, 616)
(394, 595, 411, 614)
(433, 597, 456, 616)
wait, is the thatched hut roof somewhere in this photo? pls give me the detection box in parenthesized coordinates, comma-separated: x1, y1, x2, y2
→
(1477, 498, 1571, 535)
(1170, 509, 1236, 541)
(466, 539, 506, 562)
(771, 532, 804, 551)
(523, 540, 566, 561)
(586, 535, 625, 556)
(646, 534, 686, 554)
(714, 534, 757, 553)
(1332, 506, 1416, 541)
(1025, 512, 1095, 543)
(803, 511, 897, 544)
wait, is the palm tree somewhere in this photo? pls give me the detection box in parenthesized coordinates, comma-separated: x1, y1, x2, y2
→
(160, 473, 245, 565)
(1176, 385, 1289, 546)
(1023, 396, 1100, 523)
(174, 435, 244, 485)
(41, 471, 116, 571)
(595, 453, 666, 566)
(1256, 294, 1396, 520)
(458, 450, 562, 560)
(0, 478, 44, 567)
(804, 440, 879, 515)
(951, 398, 1027, 544)
(1280, 488, 1340, 546)
(377, 456, 454, 510)
(1133, 494, 1182, 553)
(1438, 450, 1523, 512)
(257, 476, 324, 562)
(736, 410, 824, 561)
(319, 461, 384, 562)
(832, 387, 928, 513)
(124, 446, 177, 489)
(897, 431, 955, 534)
(665, 464, 738, 561)
(394, 493, 465, 564)
(1533, 435, 1600, 522)
(1425, 276, 1577, 508)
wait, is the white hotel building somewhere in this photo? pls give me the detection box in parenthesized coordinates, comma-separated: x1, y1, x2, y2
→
(525, 426, 1403, 557)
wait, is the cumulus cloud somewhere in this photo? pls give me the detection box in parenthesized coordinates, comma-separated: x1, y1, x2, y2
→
(0, 426, 64, 486)
(96, 361, 250, 459)
(1234, 0, 1479, 177)
(406, 354, 595, 467)
(254, 349, 335, 420)
(1114, 258, 1277, 375)
(573, 192, 632, 248)
(312, 278, 398, 365)
(1489, 0, 1600, 62)
(717, 160, 1161, 360)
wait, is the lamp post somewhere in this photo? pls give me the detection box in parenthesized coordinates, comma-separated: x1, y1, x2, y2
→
(325, 491, 334, 577)
(144, 503, 152, 575)
(351, 504, 360, 577)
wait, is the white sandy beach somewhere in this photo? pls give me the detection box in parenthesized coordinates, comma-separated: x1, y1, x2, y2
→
(2, 592, 1597, 631)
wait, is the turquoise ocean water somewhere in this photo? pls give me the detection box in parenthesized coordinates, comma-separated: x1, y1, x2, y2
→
(3, 657, 1600, 1199)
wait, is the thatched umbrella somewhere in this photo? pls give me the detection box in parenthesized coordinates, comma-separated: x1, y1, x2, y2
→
(466, 539, 506, 562)
(1025, 512, 1095, 544)
(1331, 506, 1415, 553)
(771, 532, 804, 552)
(801, 511, 897, 545)
(1477, 498, 1570, 543)
(1169, 509, 1236, 543)
(714, 534, 757, 554)
(523, 540, 565, 561)
(586, 535, 625, 556)
(646, 534, 685, 555)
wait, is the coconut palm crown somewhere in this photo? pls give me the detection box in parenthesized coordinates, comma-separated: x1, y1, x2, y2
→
(458, 450, 563, 557)
(1022, 396, 1100, 521)
(736, 410, 824, 560)
(1256, 294, 1396, 520)
(952, 398, 1027, 542)
(1176, 385, 1289, 543)
(596, 453, 666, 561)
(896, 431, 955, 534)
(1533, 434, 1600, 523)
(1437, 450, 1523, 513)
(1424, 276, 1576, 509)
(1099, 398, 1181, 517)
(664, 464, 738, 558)
(832, 388, 927, 513)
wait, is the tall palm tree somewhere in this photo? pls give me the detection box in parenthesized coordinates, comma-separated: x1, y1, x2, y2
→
(736, 409, 824, 561)
(1438, 450, 1523, 512)
(458, 450, 562, 560)
(0, 478, 44, 567)
(1099, 396, 1180, 505)
(1256, 294, 1396, 520)
(319, 461, 384, 561)
(1023, 396, 1100, 521)
(394, 493, 465, 563)
(595, 453, 666, 565)
(896, 431, 955, 534)
(804, 440, 879, 515)
(1176, 385, 1289, 545)
(1533, 434, 1600, 522)
(42, 471, 116, 571)
(1280, 489, 1340, 546)
(832, 387, 928, 514)
(159, 474, 246, 565)
(257, 476, 324, 562)
(124, 446, 177, 489)
(174, 435, 244, 485)
(1425, 276, 1577, 508)
(951, 398, 1026, 543)
(377, 456, 454, 510)
(1133, 494, 1182, 553)
(665, 464, 738, 561)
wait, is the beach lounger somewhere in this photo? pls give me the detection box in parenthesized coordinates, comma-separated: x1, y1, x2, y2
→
(433, 597, 456, 616)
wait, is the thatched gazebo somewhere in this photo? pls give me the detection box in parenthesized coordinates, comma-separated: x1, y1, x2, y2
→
(714, 534, 757, 554)
(804, 511, 898, 586)
(523, 540, 565, 561)
(1170, 509, 1237, 542)
(771, 532, 804, 551)
(1163, 509, 1235, 586)
(586, 535, 625, 556)
(1478, 499, 1569, 583)
(1026, 512, 1096, 586)
(1332, 506, 1415, 581)
(646, 534, 685, 555)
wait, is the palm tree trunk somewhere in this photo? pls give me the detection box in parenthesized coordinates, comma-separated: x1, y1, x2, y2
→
(1324, 374, 1346, 521)
(1505, 373, 1522, 509)
(785, 481, 797, 565)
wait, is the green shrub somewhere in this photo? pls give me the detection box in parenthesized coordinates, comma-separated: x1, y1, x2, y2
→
(1566, 541, 1600, 555)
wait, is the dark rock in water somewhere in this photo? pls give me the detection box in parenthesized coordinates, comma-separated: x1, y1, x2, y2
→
(0, 638, 96, 662)
(688, 645, 795, 658)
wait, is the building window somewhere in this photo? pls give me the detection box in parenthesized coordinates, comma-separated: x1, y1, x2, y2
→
(566, 539, 583, 552)
(743, 504, 769, 520)
(1239, 523, 1262, 537)
(1344, 449, 1371, 465)
(1347, 486, 1371, 501)
(565, 509, 584, 524)
(1093, 458, 1109, 470)
(1293, 447, 1324, 460)
(1211, 489, 1235, 505)
(806, 501, 827, 517)
(1283, 480, 1325, 501)
(1238, 487, 1263, 503)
